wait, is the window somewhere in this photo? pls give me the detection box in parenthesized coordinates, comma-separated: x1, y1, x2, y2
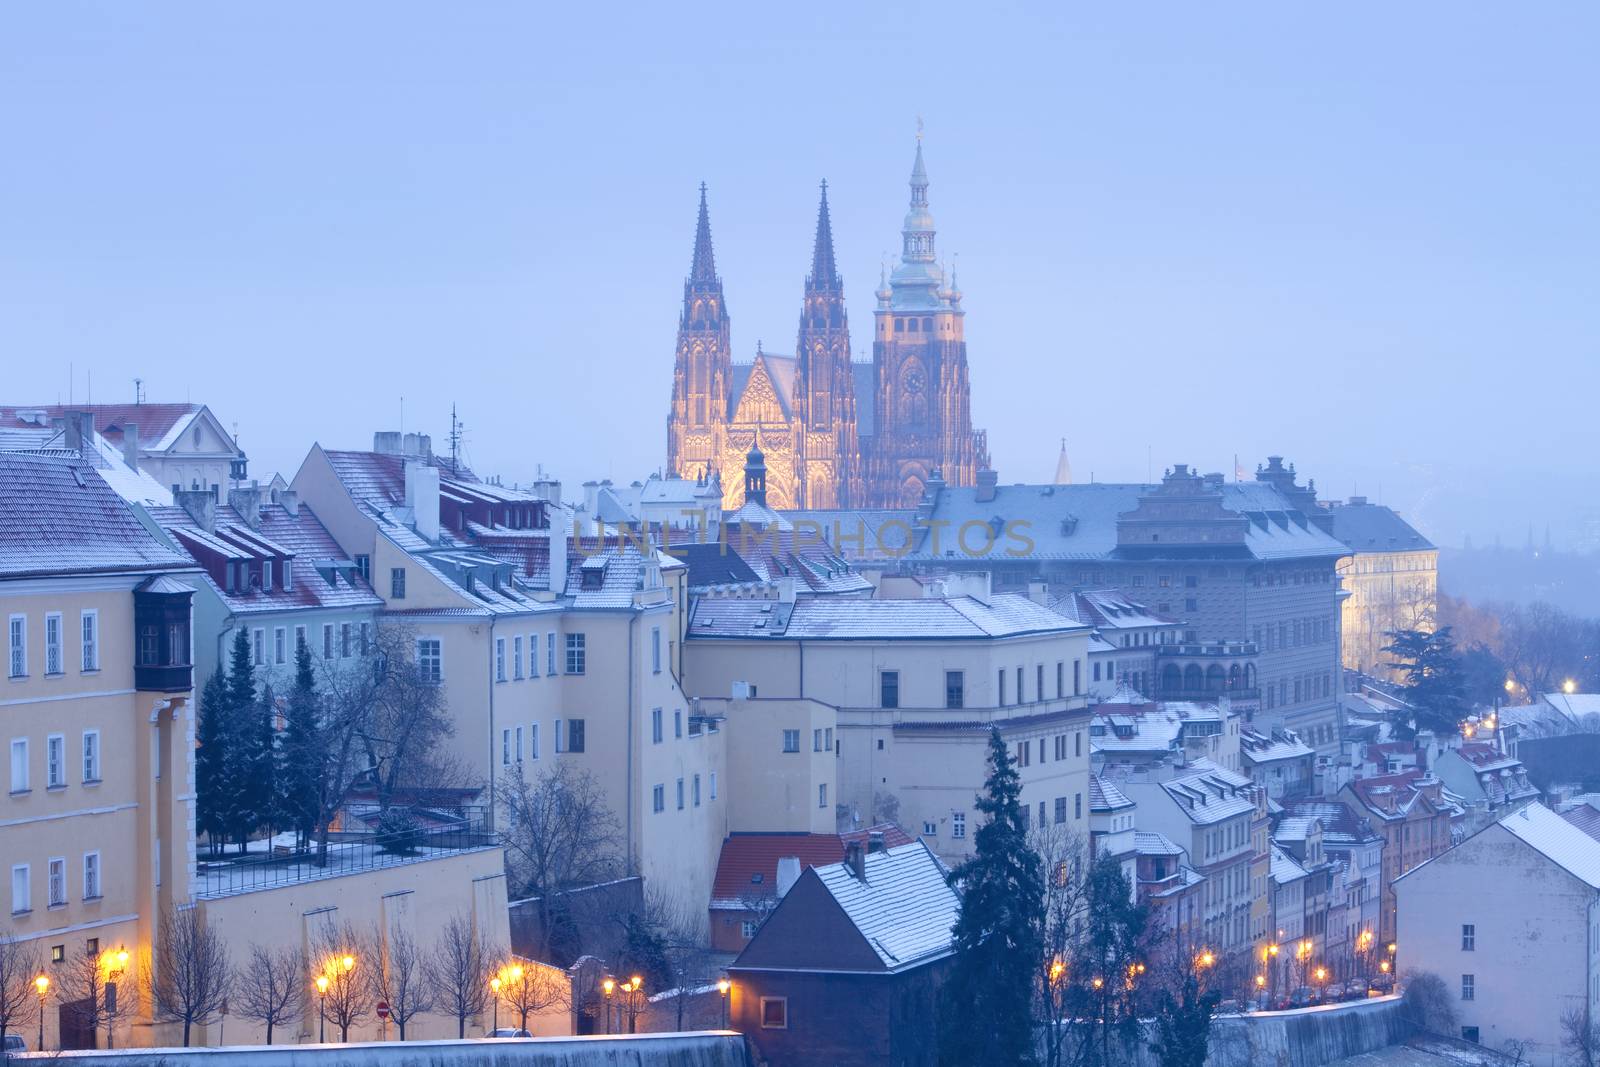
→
(565, 633, 586, 674)
(1054, 734, 1066, 760)
(528, 634, 538, 677)
(674, 710, 683, 739)
(11, 864, 30, 915)
(740, 919, 758, 939)
(555, 718, 563, 753)
(652, 785, 665, 813)
(502, 729, 512, 765)
(547, 632, 556, 676)
(1461, 974, 1474, 1001)
(1075, 732, 1082, 758)
(82, 730, 100, 782)
(9, 738, 28, 793)
(322, 624, 333, 658)
(693, 774, 701, 807)
(782, 729, 800, 753)
(813, 728, 824, 752)
(951, 811, 966, 839)
(9, 615, 26, 678)
(566, 719, 585, 753)
(710, 772, 717, 799)
(390, 567, 407, 599)
(43, 613, 63, 675)
(530, 723, 540, 760)
(416, 639, 442, 683)
(262, 560, 274, 592)
(1075, 793, 1083, 820)
(1054, 797, 1067, 824)
(495, 638, 507, 682)
(676, 778, 685, 810)
(48, 858, 65, 907)
(46, 735, 64, 788)
(1462, 1027, 1480, 1044)
(818, 783, 828, 809)
(514, 725, 524, 761)
(294, 625, 307, 655)
(1185, 598, 1198, 613)
(274, 627, 286, 665)
(51, 945, 64, 963)
(652, 708, 663, 744)
(1462, 924, 1475, 951)
(354, 554, 371, 582)
(513, 636, 523, 679)
(998, 669, 1007, 705)
(1073, 659, 1081, 695)
(760, 997, 788, 1029)
(880, 670, 899, 709)
(341, 622, 353, 658)
(1057, 661, 1064, 698)
(1037, 664, 1045, 702)
(80, 611, 99, 671)
(946, 670, 965, 709)
(1017, 667, 1024, 703)
(251, 627, 264, 666)
(651, 627, 661, 674)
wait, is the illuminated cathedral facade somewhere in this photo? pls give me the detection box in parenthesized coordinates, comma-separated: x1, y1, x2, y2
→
(666, 140, 988, 510)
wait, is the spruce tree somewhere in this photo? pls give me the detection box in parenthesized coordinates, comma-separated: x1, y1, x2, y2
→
(938, 728, 1045, 1067)
(277, 635, 321, 849)
(247, 683, 280, 839)
(223, 629, 258, 852)
(195, 669, 229, 855)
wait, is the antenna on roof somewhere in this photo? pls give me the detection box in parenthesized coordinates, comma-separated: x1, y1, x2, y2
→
(133, 378, 144, 405)
(448, 403, 463, 475)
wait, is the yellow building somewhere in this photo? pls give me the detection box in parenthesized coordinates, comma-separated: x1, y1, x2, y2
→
(1327, 497, 1438, 676)
(2, 453, 198, 1050)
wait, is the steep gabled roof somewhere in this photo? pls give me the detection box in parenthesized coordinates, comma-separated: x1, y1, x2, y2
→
(710, 825, 913, 907)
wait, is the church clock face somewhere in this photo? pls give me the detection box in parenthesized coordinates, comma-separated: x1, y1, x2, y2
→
(902, 361, 927, 395)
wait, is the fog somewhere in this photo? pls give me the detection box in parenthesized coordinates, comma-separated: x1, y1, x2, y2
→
(3, 3, 1595, 550)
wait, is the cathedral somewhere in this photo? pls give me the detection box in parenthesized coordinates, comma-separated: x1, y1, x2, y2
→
(666, 139, 989, 510)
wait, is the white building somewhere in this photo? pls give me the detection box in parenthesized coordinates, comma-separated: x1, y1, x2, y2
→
(1395, 803, 1600, 1062)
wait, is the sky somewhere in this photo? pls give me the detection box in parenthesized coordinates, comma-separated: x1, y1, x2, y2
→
(3, 3, 1597, 550)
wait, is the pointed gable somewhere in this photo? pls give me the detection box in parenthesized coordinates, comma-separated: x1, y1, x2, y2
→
(731, 352, 792, 423)
(732, 867, 886, 973)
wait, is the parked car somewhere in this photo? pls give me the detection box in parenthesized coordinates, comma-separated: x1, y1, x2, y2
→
(489, 1028, 532, 1038)
(3, 1033, 26, 1052)
(1288, 985, 1317, 1008)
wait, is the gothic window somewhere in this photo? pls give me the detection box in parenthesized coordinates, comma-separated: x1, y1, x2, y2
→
(908, 318, 920, 332)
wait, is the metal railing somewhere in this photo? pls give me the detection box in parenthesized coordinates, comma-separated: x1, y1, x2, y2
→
(194, 805, 495, 898)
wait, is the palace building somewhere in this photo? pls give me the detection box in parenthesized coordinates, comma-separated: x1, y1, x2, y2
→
(666, 138, 988, 510)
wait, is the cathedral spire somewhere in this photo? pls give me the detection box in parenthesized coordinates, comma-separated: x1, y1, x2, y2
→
(808, 179, 841, 292)
(888, 129, 943, 309)
(689, 182, 718, 289)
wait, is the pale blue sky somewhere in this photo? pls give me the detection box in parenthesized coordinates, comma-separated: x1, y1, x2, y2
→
(3, 3, 1596, 548)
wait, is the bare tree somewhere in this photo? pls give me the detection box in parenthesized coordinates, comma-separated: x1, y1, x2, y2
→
(234, 943, 305, 1045)
(426, 913, 495, 1039)
(636, 890, 713, 1032)
(0, 933, 42, 1052)
(1031, 825, 1092, 1067)
(496, 955, 569, 1035)
(367, 925, 432, 1040)
(312, 920, 371, 1042)
(148, 905, 234, 1046)
(735, 887, 781, 938)
(362, 625, 462, 813)
(500, 761, 624, 959)
(55, 944, 109, 1049)
(1400, 971, 1458, 1037)
(1565, 1005, 1600, 1067)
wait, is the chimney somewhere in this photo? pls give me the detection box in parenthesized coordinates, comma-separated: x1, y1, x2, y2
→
(228, 485, 265, 530)
(121, 423, 140, 469)
(974, 468, 998, 503)
(844, 840, 867, 882)
(867, 829, 886, 854)
(532, 474, 562, 507)
(582, 480, 600, 515)
(1027, 578, 1048, 606)
(776, 856, 802, 897)
(275, 488, 300, 518)
(545, 526, 569, 594)
(405, 461, 441, 541)
(176, 489, 217, 534)
(373, 431, 403, 455)
(777, 575, 796, 604)
(62, 410, 93, 456)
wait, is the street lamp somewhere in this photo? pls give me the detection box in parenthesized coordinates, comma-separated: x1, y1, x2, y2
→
(315, 974, 330, 1042)
(1565, 679, 1577, 695)
(490, 976, 502, 1031)
(341, 955, 355, 974)
(602, 977, 615, 1035)
(34, 974, 49, 1050)
(717, 978, 730, 1029)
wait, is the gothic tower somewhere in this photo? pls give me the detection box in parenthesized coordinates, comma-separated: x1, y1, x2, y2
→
(668, 184, 732, 483)
(793, 180, 863, 508)
(866, 138, 987, 507)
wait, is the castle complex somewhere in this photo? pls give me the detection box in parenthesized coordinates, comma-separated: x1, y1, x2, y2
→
(666, 139, 988, 509)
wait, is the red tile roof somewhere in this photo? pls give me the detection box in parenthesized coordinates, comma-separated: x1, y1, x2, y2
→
(1562, 804, 1600, 844)
(710, 825, 912, 905)
(0, 403, 201, 446)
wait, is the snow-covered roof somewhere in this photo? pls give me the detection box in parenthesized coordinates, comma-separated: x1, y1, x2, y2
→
(1135, 831, 1184, 857)
(811, 840, 958, 972)
(1240, 728, 1315, 765)
(687, 591, 1083, 641)
(1270, 844, 1309, 885)
(1090, 775, 1135, 812)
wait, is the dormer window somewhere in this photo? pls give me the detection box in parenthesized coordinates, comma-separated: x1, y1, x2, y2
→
(262, 560, 273, 593)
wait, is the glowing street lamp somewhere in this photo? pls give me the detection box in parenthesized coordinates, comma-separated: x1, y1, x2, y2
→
(315, 975, 330, 1042)
(34, 974, 50, 1050)
(602, 977, 615, 1035)
(717, 978, 731, 1029)
(490, 976, 502, 1031)
(341, 955, 355, 974)
(1565, 679, 1578, 695)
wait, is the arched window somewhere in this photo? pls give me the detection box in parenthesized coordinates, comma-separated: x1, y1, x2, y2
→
(1229, 664, 1242, 688)
(1184, 664, 1203, 692)
(1162, 664, 1182, 694)
(1206, 664, 1226, 692)
(908, 318, 920, 332)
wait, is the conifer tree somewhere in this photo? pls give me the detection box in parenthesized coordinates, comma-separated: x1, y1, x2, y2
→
(938, 728, 1045, 1067)
(195, 669, 229, 856)
(223, 629, 258, 852)
(246, 683, 280, 838)
(277, 635, 321, 849)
